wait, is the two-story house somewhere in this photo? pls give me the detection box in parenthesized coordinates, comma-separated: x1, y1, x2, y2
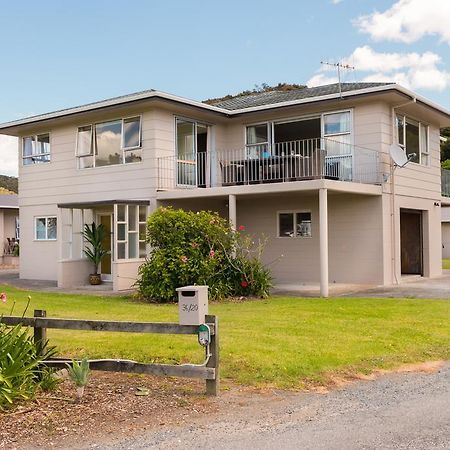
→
(0, 82, 449, 296)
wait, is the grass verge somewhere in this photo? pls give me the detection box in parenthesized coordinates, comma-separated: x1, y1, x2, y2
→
(1, 285, 449, 389)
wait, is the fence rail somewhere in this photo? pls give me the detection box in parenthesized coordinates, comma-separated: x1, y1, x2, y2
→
(1, 310, 219, 396)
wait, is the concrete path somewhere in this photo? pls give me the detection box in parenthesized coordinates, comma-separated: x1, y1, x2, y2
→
(0, 269, 128, 296)
(2, 269, 450, 299)
(100, 362, 450, 450)
(342, 271, 450, 299)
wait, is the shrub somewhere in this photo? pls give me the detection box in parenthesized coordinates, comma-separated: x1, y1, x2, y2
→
(0, 323, 56, 409)
(136, 207, 272, 302)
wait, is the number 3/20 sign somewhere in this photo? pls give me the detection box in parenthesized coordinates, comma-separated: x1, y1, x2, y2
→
(181, 303, 199, 313)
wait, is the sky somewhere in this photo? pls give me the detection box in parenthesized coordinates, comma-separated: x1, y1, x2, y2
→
(1, 0, 450, 176)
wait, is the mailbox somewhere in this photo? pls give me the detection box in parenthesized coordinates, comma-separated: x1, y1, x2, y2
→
(176, 285, 208, 325)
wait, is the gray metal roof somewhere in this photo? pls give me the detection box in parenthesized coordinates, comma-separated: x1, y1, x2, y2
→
(2, 81, 450, 133)
(208, 83, 393, 110)
(0, 89, 226, 131)
(0, 194, 18, 208)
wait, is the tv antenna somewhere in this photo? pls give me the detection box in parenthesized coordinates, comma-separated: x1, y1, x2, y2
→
(320, 61, 355, 98)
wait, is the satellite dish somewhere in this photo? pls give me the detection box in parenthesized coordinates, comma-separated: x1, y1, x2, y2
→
(389, 144, 408, 167)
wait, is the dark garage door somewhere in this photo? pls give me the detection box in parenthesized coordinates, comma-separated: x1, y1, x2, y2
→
(400, 210, 423, 275)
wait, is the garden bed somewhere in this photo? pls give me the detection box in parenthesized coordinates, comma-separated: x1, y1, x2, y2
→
(0, 371, 215, 449)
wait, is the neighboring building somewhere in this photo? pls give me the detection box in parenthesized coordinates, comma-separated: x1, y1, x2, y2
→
(0, 194, 19, 266)
(0, 82, 449, 295)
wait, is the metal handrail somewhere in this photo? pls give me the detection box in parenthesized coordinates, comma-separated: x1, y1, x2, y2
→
(157, 137, 381, 189)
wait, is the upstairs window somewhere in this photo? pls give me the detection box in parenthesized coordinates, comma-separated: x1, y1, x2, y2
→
(323, 111, 352, 155)
(76, 116, 142, 168)
(246, 123, 270, 158)
(22, 133, 51, 165)
(396, 115, 429, 165)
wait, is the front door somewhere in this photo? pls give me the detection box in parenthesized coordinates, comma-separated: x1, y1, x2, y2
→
(99, 214, 112, 281)
(400, 210, 423, 275)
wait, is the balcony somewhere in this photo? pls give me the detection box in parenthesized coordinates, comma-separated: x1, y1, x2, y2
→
(158, 138, 382, 190)
(442, 169, 450, 197)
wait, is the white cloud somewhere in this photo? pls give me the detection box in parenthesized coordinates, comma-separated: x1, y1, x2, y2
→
(355, 0, 450, 44)
(331, 0, 343, 4)
(308, 46, 450, 91)
(0, 135, 18, 177)
(307, 73, 338, 87)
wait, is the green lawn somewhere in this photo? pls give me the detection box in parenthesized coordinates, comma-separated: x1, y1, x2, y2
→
(1, 285, 449, 389)
(443, 259, 450, 269)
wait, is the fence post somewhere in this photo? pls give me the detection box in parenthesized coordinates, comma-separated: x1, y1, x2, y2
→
(205, 314, 219, 396)
(33, 309, 47, 357)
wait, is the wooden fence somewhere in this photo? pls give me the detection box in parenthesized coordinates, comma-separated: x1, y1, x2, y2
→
(1, 310, 219, 396)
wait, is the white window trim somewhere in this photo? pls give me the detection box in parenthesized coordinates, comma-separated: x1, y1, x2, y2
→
(244, 109, 353, 148)
(113, 204, 148, 261)
(277, 210, 312, 238)
(122, 116, 142, 150)
(22, 133, 51, 166)
(420, 122, 430, 165)
(76, 115, 142, 169)
(174, 116, 212, 187)
(396, 114, 430, 166)
(34, 216, 57, 241)
(75, 125, 93, 157)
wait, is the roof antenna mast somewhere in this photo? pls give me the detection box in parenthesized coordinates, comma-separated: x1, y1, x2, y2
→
(320, 61, 355, 99)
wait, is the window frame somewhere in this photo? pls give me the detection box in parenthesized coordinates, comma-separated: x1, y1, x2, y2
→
(22, 133, 51, 166)
(121, 116, 142, 151)
(34, 216, 57, 241)
(113, 204, 148, 261)
(76, 115, 142, 169)
(277, 210, 312, 238)
(244, 109, 353, 152)
(245, 122, 271, 158)
(396, 114, 430, 166)
(322, 110, 352, 138)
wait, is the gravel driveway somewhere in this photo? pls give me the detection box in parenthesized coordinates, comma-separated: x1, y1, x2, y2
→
(98, 362, 450, 450)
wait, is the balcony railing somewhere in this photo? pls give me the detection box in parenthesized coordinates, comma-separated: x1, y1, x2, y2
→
(158, 138, 381, 190)
(442, 168, 450, 197)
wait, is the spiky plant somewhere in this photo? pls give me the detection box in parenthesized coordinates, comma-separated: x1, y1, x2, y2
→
(67, 357, 90, 400)
(82, 222, 109, 275)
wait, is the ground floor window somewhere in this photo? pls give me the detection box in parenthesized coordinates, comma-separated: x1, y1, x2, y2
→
(114, 204, 148, 259)
(278, 211, 311, 238)
(35, 216, 57, 240)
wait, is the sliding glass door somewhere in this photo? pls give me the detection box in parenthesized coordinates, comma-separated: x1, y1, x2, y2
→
(176, 118, 208, 187)
(176, 119, 196, 186)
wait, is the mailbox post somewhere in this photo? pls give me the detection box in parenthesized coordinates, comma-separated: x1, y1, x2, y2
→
(176, 285, 209, 325)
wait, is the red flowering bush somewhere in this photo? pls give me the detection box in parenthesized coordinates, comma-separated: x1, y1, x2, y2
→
(135, 207, 272, 302)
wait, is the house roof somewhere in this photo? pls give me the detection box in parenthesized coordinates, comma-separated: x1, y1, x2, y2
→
(0, 194, 18, 209)
(206, 82, 392, 110)
(1, 82, 450, 134)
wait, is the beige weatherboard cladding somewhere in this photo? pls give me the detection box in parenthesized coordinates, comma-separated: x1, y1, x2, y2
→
(0, 82, 449, 294)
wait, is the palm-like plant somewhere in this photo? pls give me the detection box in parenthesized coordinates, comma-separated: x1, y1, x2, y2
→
(82, 222, 109, 275)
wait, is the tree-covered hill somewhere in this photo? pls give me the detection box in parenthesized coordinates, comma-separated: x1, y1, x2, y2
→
(0, 174, 18, 193)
